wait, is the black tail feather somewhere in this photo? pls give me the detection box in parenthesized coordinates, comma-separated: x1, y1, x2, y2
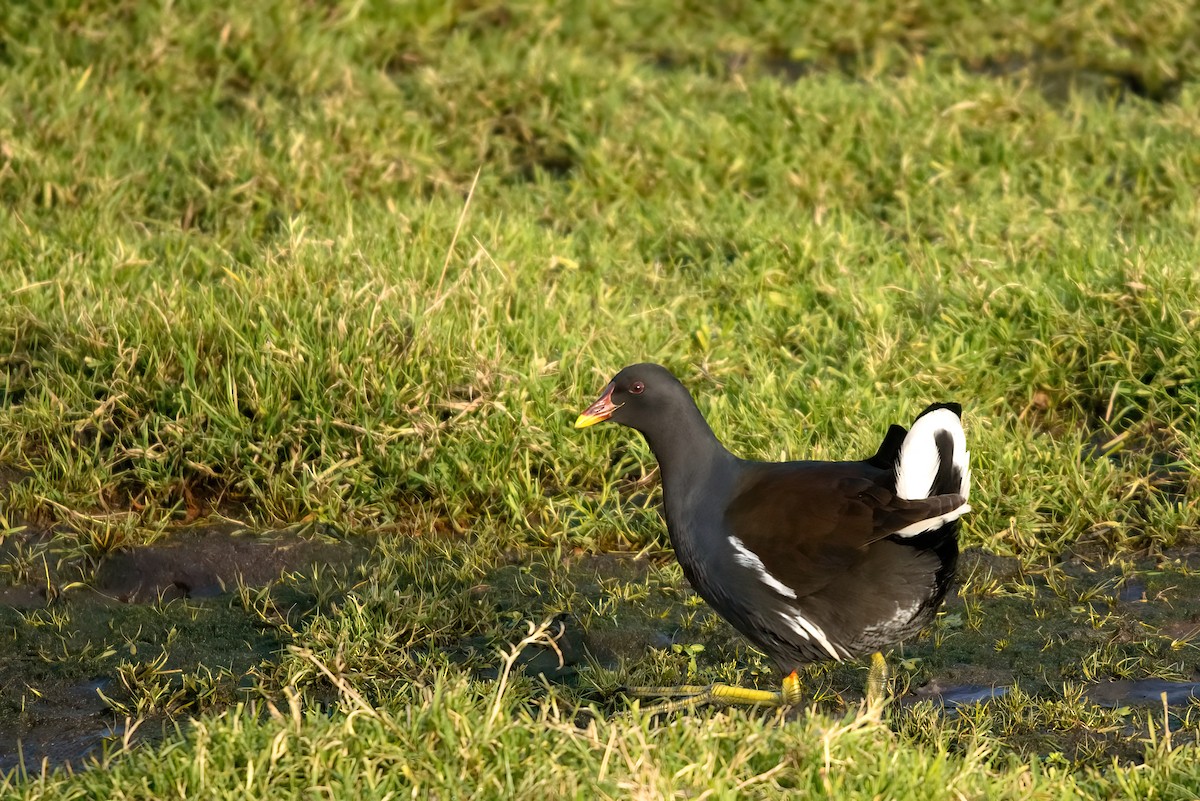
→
(865, 424, 908, 470)
(931, 430, 961, 497)
(916, 401, 962, 420)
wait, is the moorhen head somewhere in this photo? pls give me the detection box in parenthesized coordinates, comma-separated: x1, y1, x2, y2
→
(576, 363, 971, 704)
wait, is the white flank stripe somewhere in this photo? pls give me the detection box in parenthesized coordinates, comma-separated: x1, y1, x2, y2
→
(895, 407, 971, 501)
(729, 536, 797, 599)
(780, 611, 844, 661)
(893, 502, 973, 537)
(729, 537, 844, 660)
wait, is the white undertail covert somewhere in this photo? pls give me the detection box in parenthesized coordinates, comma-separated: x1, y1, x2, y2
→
(893, 407, 972, 536)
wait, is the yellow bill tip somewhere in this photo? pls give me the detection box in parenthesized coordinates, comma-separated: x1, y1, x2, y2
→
(575, 381, 619, 429)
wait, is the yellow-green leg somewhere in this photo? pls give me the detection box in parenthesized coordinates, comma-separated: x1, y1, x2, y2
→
(865, 651, 889, 706)
(623, 653, 890, 716)
(624, 671, 804, 715)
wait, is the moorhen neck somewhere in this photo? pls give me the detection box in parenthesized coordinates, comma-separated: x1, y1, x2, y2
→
(575, 363, 971, 711)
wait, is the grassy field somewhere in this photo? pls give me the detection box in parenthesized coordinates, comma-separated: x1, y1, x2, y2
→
(3, 0, 1200, 797)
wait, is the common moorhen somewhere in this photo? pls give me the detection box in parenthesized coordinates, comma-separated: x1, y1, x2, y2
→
(575, 363, 971, 710)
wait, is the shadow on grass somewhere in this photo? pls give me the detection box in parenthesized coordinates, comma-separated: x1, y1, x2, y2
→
(648, 46, 1185, 105)
(5, 527, 1200, 774)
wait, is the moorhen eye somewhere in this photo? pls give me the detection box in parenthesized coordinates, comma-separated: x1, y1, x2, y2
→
(575, 362, 971, 711)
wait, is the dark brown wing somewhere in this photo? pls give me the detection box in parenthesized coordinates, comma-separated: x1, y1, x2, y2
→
(724, 461, 964, 599)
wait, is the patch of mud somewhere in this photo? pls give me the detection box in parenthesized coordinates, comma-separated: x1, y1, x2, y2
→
(975, 53, 1182, 105)
(647, 47, 1184, 106)
(0, 585, 48, 610)
(1, 525, 366, 775)
(1112, 576, 1148, 603)
(0, 680, 150, 775)
(92, 525, 360, 603)
(0, 464, 30, 495)
(957, 547, 1024, 583)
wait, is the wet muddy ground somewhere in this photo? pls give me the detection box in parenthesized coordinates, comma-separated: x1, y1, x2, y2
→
(4, 525, 1200, 774)
(0, 526, 364, 774)
(469, 544, 1200, 765)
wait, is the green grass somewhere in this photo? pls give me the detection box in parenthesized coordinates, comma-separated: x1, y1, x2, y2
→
(3, 0, 1200, 797)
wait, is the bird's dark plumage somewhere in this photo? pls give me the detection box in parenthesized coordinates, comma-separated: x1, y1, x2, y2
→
(576, 363, 971, 673)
